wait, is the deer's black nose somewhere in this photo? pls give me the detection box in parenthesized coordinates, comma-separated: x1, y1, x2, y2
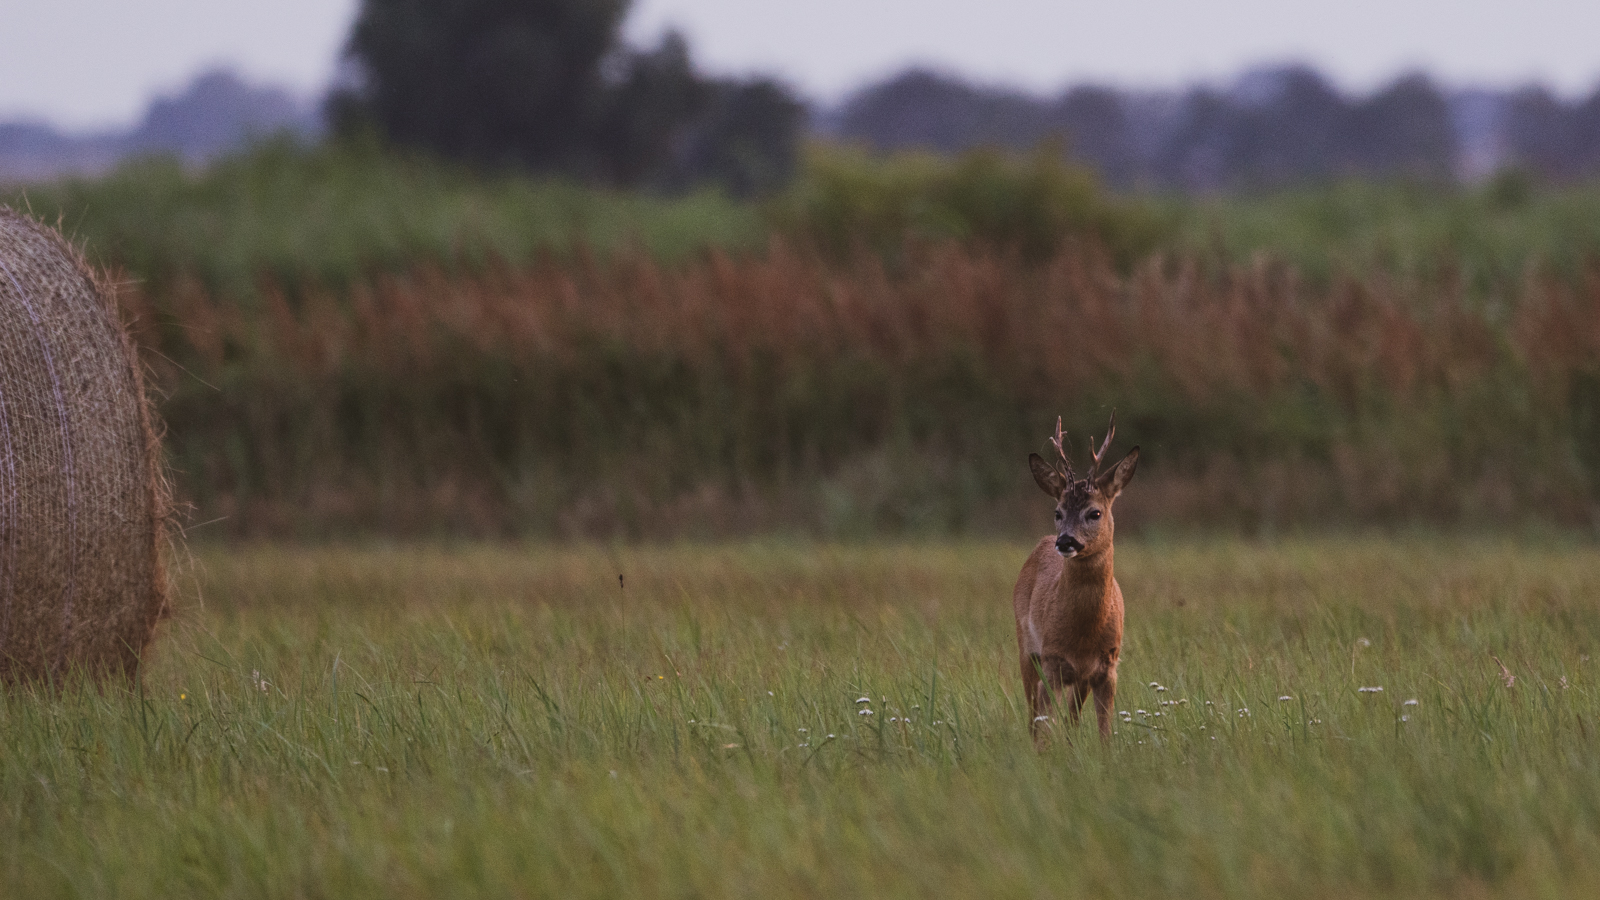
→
(1056, 535, 1083, 554)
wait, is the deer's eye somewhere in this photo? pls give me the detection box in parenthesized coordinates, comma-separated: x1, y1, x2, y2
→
(1087, 509, 1102, 521)
(1054, 510, 1063, 521)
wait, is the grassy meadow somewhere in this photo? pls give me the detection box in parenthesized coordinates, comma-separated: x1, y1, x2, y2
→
(5, 537, 1600, 898)
(7, 146, 1600, 896)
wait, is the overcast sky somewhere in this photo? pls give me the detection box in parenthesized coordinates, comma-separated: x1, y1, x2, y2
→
(5, 0, 1600, 131)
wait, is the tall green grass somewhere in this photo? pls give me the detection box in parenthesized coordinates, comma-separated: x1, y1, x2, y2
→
(1167, 173, 1600, 290)
(7, 139, 763, 299)
(4, 538, 1599, 898)
(15, 143, 1600, 302)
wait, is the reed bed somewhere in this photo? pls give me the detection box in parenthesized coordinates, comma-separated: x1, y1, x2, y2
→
(117, 239, 1600, 536)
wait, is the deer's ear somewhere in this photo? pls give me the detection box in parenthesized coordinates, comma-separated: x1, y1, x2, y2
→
(1097, 446, 1139, 499)
(1029, 453, 1065, 498)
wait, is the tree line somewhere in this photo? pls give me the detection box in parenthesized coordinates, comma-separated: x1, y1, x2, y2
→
(827, 65, 1600, 189)
(57, 0, 1588, 196)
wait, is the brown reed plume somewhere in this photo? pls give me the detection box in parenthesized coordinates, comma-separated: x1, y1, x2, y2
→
(118, 240, 1600, 536)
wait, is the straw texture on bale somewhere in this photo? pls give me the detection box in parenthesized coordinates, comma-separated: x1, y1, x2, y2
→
(0, 206, 168, 685)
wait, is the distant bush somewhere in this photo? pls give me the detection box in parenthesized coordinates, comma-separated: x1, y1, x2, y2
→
(778, 145, 1165, 265)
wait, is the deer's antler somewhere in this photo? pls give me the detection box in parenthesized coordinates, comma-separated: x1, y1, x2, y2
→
(1087, 412, 1116, 481)
(1048, 416, 1077, 483)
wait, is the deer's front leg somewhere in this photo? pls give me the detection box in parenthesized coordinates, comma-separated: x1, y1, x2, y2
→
(1093, 669, 1118, 740)
(1032, 655, 1079, 742)
(1023, 653, 1046, 736)
(1068, 680, 1091, 726)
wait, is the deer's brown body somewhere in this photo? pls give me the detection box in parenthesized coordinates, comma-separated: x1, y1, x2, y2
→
(1013, 416, 1138, 741)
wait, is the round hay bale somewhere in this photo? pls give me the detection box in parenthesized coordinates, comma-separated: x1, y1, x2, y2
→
(0, 206, 169, 686)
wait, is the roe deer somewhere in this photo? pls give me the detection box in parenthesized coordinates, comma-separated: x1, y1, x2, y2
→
(1013, 415, 1138, 741)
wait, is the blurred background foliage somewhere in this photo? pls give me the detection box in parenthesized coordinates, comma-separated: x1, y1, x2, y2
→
(6, 0, 1600, 538)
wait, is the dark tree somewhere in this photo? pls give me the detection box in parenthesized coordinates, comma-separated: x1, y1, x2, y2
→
(672, 78, 807, 197)
(1048, 86, 1135, 185)
(332, 0, 626, 170)
(1344, 73, 1455, 180)
(329, 0, 804, 192)
(1503, 85, 1600, 179)
(592, 31, 709, 184)
(1227, 66, 1349, 184)
(1155, 87, 1236, 190)
(1505, 87, 1576, 178)
(1578, 90, 1600, 175)
(831, 69, 1054, 155)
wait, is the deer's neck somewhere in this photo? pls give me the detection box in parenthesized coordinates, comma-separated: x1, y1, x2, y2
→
(1056, 544, 1115, 617)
